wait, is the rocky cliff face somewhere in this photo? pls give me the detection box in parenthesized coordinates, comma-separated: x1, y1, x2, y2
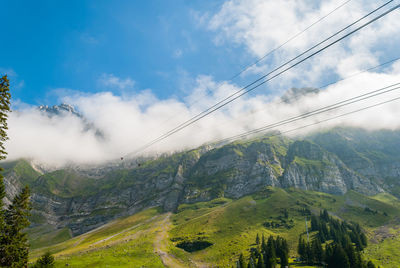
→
(281, 140, 381, 195)
(2, 128, 399, 235)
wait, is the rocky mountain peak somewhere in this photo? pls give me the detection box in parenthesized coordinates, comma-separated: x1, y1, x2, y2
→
(38, 103, 81, 117)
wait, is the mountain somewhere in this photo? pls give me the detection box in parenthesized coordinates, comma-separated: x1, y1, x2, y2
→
(37, 103, 104, 139)
(2, 127, 400, 238)
(38, 103, 82, 117)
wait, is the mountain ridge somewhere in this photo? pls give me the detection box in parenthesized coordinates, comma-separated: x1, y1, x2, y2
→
(2, 127, 400, 236)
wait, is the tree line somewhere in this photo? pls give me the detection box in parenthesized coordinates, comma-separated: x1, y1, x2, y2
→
(297, 209, 376, 268)
(236, 234, 289, 268)
(234, 207, 378, 268)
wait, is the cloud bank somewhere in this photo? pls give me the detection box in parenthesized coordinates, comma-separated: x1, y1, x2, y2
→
(207, 0, 400, 89)
(5, 0, 400, 166)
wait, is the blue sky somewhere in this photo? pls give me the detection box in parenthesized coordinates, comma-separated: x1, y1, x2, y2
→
(3, 0, 400, 164)
(1, 0, 253, 105)
(2, 0, 399, 107)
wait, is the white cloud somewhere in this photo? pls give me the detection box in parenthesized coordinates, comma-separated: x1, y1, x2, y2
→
(99, 73, 135, 90)
(4, 1, 400, 167)
(206, 0, 400, 91)
(5, 65, 400, 167)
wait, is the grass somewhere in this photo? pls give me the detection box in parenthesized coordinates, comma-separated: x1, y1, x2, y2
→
(29, 188, 400, 267)
(1, 159, 40, 186)
(52, 229, 164, 268)
(30, 208, 161, 260)
(363, 227, 400, 268)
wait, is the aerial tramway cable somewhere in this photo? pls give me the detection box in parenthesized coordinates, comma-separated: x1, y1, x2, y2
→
(129, 1, 399, 155)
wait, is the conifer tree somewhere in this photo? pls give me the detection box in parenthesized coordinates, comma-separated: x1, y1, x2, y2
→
(311, 215, 319, 231)
(265, 237, 277, 268)
(324, 243, 333, 264)
(305, 242, 314, 265)
(261, 234, 266, 249)
(247, 257, 256, 268)
(0, 174, 5, 262)
(321, 221, 329, 241)
(327, 244, 350, 268)
(360, 232, 368, 248)
(280, 250, 289, 268)
(238, 253, 246, 268)
(2, 186, 32, 266)
(321, 209, 329, 221)
(0, 75, 14, 266)
(256, 233, 260, 245)
(34, 252, 55, 268)
(0, 176, 5, 265)
(311, 238, 324, 264)
(297, 237, 306, 261)
(0, 75, 11, 161)
(0, 75, 11, 226)
(256, 254, 265, 268)
(345, 244, 359, 268)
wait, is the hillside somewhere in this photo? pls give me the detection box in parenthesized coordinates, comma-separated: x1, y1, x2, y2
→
(2, 127, 400, 266)
(28, 187, 400, 267)
(2, 128, 399, 233)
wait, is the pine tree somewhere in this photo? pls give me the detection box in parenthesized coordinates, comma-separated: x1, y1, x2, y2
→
(0, 75, 11, 161)
(256, 233, 260, 245)
(34, 252, 55, 268)
(311, 215, 319, 231)
(0, 75, 13, 266)
(321, 221, 329, 241)
(283, 208, 288, 219)
(2, 186, 32, 267)
(256, 254, 265, 268)
(305, 242, 313, 265)
(327, 244, 350, 268)
(261, 234, 266, 250)
(360, 232, 368, 249)
(321, 209, 330, 221)
(247, 257, 256, 268)
(0, 175, 5, 263)
(238, 253, 246, 268)
(297, 237, 306, 261)
(0, 176, 5, 265)
(280, 250, 289, 268)
(265, 236, 277, 268)
(345, 244, 359, 268)
(311, 238, 324, 264)
(324, 243, 333, 264)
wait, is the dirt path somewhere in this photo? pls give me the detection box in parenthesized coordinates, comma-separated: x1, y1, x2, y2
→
(153, 213, 191, 268)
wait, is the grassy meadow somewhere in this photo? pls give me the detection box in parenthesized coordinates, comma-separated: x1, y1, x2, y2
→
(29, 187, 400, 267)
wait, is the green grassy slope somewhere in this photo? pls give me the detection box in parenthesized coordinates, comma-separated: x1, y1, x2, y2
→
(1, 159, 41, 186)
(30, 208, 165, 267)
(29, 188, 400, 267)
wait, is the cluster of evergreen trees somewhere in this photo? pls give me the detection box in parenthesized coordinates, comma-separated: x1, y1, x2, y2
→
(297, 209, 375, 268)
(236, 234, 289, 268)
(311, 209, 367, 249)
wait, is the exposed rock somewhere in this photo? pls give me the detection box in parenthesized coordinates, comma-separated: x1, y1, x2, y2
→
(1, 127, 399, 236)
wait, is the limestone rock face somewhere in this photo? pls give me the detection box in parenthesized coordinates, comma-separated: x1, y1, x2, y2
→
(2, 128, 399, 235)
(281, 141, 381, 195)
